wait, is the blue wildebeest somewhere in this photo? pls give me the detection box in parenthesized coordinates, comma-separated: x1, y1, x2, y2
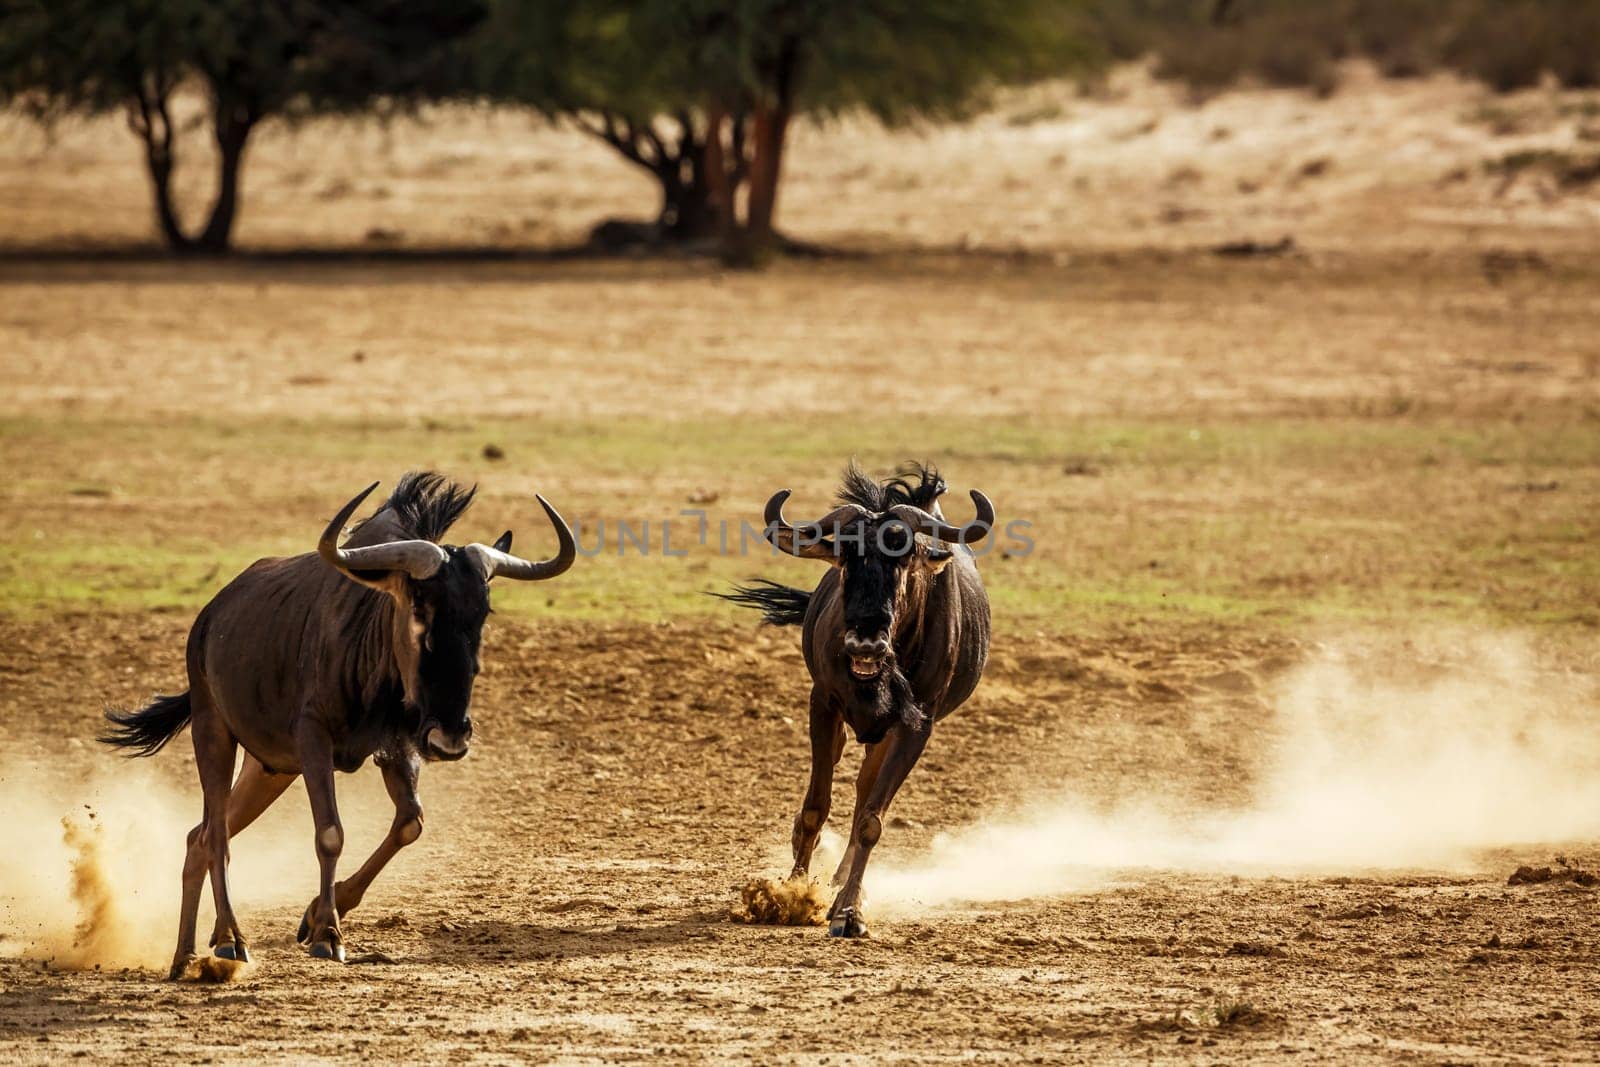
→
(101, 473, 574, 977)
(723, 463, 992, 937)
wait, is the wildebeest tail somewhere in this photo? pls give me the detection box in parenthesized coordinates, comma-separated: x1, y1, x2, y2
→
(715, 580, 811, 626)
(99, 691, 192, 756)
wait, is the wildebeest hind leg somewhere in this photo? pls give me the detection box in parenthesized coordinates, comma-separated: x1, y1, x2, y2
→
(827, 725, 930, 938)
(204, 755, 297, 960)
(297, 751, 421, 944)
(170, 821, 208, 980)
(790, 690, 844, 880)
(166, 691, 241, 979)
(832, 740, 889, 887)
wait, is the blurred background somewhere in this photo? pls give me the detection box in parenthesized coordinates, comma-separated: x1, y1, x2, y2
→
(2, 0, 1600, 257)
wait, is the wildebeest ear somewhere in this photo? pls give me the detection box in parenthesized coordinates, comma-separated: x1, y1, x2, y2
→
(492, 530, 513, 553)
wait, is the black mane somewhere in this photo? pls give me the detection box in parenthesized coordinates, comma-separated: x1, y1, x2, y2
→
(836, 460, 946, 513)
(360, 471, 475, 543)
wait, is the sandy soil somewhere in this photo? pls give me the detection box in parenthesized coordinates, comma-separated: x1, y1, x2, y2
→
(2, 253, 1597, 423)
(4, 613, 1600, 1065)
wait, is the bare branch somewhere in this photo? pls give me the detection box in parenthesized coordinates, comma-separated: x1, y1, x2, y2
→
(639, 120, 672, 170)
(571, 109, 651, 171)
(672, 109, 696, 153)
(571, 113, 609, 141)
(728, 112, 750, 186)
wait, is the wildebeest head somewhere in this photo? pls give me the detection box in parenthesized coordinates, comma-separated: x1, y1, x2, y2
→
(765, 463, 993, 685)
(318, 474, 575, 762)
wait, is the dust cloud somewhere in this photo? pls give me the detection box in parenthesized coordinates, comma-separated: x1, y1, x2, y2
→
(0, 759, 339, 972)
(0, 766, 187, 970)
(870, 631, 1600, 912)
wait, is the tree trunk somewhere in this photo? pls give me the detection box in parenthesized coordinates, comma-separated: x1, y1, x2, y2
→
(132, 92, 253, 255)
(703, 105, 738, 251)
(130, 87, 191, 252)
(739, 102, 791, 263)
(145, 152, 190, 252)
(720, 34, 800, 268)
(194, 115, 251, 253)
(658, 165, 719, 242)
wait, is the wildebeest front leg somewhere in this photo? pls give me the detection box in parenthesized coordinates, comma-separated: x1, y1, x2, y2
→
(297, 722, 347, 962)
(297, 750, 422, 943)
(831, 739, 889, 887)
(790, 689, 845, 880)
(827, 723, 931, 938)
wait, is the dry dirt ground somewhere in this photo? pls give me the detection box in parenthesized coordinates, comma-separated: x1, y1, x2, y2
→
(2, 65, 1600, 1066)
(4, 615, 1600, 1065)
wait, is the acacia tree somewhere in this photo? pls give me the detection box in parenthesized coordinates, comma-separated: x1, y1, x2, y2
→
(483, 0, 1088, 259)
(475, 1, 743, 243)
(0, 0, 483, 253)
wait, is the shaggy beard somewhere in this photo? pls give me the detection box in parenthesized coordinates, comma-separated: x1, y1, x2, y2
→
(865, 659, 926, 734)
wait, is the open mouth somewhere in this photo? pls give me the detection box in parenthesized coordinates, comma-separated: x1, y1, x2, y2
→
(849, 657, 885, 681)
(424, 725, 471, 761)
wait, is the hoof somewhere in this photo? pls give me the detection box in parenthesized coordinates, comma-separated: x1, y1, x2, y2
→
(828, 908, 868, 939)
(308, 940, 346, 963)
(213, 942, 250, 963)
(167, 953, 200, 982)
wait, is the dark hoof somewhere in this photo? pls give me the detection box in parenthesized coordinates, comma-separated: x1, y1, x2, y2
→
(309, 940, 346, 963)
(213, 942, 250, 963)
(167, 954, 199, 982)
(828, 908, 868, 939)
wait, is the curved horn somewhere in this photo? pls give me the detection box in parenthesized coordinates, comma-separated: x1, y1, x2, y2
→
(318, 482, 449, 588)
(464, 494, 576, 582)
(888, 489, 995, 546)
(763, 490, 867, 560)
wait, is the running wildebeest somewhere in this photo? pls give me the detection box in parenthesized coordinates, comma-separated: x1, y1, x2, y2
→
(101, 473, 575, 978)
(723, 463, 992, 937)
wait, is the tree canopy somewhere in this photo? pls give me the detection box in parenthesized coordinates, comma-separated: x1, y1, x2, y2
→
(0, 0, 485, 252)
(2, 0, 1092, 258)
(480, 0, 1093, 257)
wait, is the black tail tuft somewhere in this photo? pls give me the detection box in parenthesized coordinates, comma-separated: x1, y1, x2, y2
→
(99, 691, 192, 757)
(713, 580, 811, 627)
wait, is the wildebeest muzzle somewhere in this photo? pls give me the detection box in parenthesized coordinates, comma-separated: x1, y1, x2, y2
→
(843, 630, 891, 681)
(419, 716, 472, 761)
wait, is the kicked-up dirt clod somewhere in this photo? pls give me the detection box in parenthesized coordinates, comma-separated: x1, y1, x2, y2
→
(731, 877, 828, 926)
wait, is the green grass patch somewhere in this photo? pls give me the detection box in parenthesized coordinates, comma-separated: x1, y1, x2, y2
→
(2, 413, 1596, 632)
